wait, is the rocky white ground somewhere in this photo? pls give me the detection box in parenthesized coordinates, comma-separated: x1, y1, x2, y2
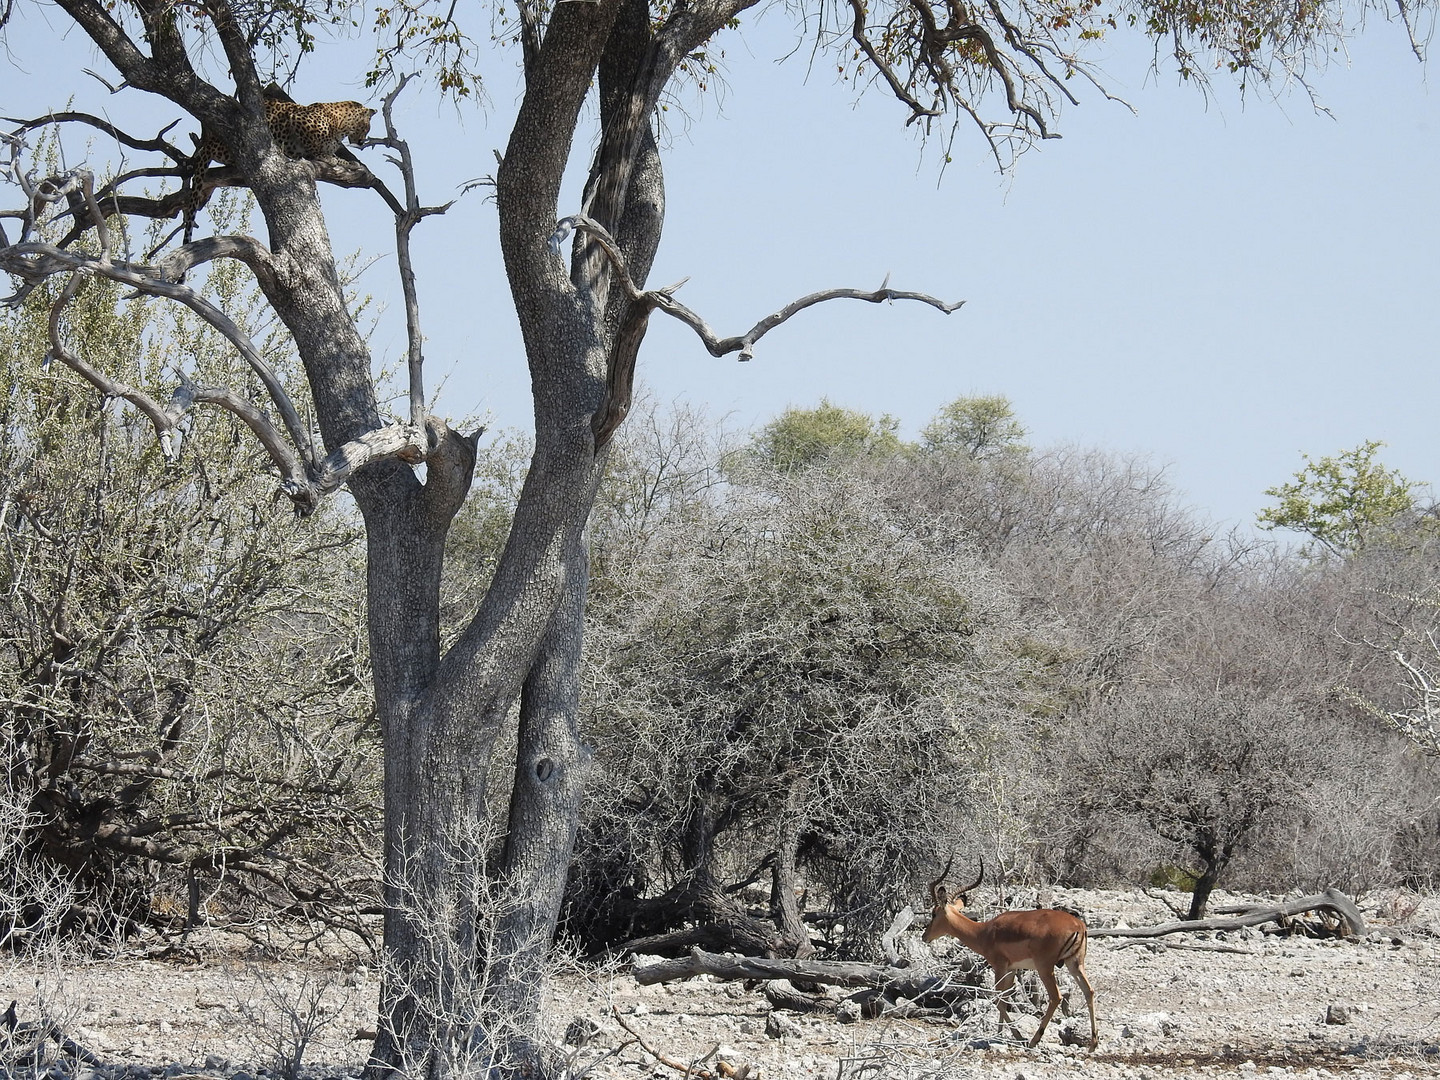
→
(2, 887, 1437, 1080)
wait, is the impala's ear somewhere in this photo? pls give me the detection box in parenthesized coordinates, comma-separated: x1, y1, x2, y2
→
(933, 885, 949, 907)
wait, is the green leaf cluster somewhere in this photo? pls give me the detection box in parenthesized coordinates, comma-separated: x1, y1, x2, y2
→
(744, 398, 902, 473)
(1258, 440, 1418, 556)
(920, 394, 1029, 460)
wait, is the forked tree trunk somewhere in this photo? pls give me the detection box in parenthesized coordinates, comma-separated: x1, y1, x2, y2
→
(360, 420, 608, 1079)
(1187, 834, 1233, 921)
(30, 0, 740, 1074)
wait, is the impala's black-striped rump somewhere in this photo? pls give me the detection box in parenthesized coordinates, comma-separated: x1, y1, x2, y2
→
(1054, 927, 1086, 967)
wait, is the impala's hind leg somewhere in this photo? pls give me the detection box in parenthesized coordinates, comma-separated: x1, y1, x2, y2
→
(1064, 957, 1098, 1050)
(1029, 966, 1063, 1047)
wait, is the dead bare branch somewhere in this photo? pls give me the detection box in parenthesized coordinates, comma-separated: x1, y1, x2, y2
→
(1112, 939, 1254, 955)
(0, 164, 442, 513)
(553, 213, 964, 364)
(82, 68, 130, 94)
(369, 75, 456, 430)
(613, 1008, 727, 1080)
(1145, 888, 1191, 919)
(4, 111, 185, 159)
(3, 222, 308, 450)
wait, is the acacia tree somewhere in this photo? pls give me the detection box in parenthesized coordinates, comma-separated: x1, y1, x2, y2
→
(745, 400, 904, 472)
(578, 465, 1031, 959)
(0, 0, 1431, 1073)
(1258, 441, 1420, 557)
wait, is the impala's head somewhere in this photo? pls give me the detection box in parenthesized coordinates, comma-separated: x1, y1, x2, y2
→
(922, 855, 984, 942)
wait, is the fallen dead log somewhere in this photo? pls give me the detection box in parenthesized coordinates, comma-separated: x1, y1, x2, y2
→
(633, 946, 945, 997)
(633, 946, 986, 1025)
(0, 1000, 104, 1066)
(1090, 888, 1366, 940)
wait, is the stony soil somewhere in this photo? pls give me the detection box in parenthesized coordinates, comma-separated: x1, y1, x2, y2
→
(3, 888, 1437, 1080)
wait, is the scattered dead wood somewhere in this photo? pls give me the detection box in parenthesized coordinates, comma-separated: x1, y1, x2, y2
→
(613, 1006, 758, 1079)
(1091, 889, 1366, 940)
(841, 987, 956, 1020)
(761, 980, 833, 1014)
(0, 1000, 104, 1066)
(1111, 939, 1254, 955)
(631, 945, 986, 1025)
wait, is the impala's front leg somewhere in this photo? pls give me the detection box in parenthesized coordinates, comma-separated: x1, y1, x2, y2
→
(992, 968, 1026, 1042)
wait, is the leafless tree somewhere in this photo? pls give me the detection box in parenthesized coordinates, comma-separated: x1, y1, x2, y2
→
(0, 232, 376, 943)
(1046, 685, 1325, 918)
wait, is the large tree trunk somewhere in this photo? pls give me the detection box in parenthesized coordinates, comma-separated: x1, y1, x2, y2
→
(358, 427, 609, 1080)
(31, 0, 742, 1074)
(771, 780, 815, 959)
(1187, 833, 1232, 921)
(360, 4, 649, 1067)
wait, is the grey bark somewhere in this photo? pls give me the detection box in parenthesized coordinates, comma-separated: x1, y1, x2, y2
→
(11, 0, 891, 1069)
(27, 0, 668, 1073)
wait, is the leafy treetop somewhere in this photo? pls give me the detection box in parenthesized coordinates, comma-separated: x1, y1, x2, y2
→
(1257, 440, 1420, 557)
(746, 399, 904, 472)
(921, 394, 1029, 460)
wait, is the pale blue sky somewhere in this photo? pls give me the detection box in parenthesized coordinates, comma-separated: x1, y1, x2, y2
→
(4, 6, 1438, 530)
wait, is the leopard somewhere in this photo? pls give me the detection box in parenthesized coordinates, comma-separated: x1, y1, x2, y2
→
(181, 99, 376, 238)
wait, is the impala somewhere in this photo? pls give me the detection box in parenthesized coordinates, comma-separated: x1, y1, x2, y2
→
(923, 858, 1098, 1049)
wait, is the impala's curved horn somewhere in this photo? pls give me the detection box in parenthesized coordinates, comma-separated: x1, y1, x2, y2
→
(956, 856, 985, 900)
(928, 853, 956, 907)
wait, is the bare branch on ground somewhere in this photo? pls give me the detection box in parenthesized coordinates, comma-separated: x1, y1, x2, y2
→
(1090, 889, 1367, 940)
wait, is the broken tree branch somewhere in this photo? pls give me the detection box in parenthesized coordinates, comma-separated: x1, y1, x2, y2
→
(613, 1008, 756, 1080)
(551, 213, 964, 363)
(613, 1008, 722, 1080)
